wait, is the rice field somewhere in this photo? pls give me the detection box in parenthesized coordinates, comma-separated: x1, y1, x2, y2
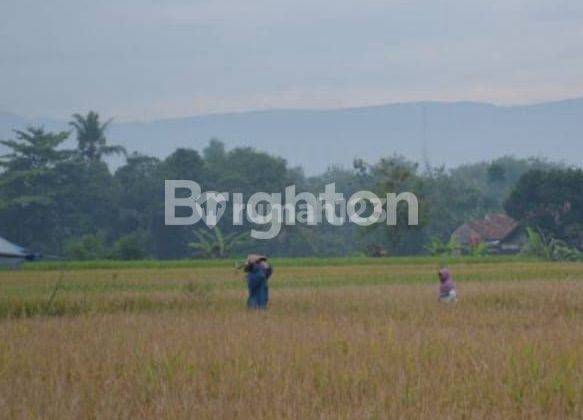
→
(1, 259, 583, 418)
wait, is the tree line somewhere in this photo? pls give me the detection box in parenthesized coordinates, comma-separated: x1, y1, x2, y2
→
(0, 111, 579, 260)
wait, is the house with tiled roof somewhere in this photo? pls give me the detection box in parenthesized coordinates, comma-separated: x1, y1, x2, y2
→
(450, 213, 525, 254)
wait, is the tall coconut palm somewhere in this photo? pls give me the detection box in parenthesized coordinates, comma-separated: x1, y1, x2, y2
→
(69, 111, 126, 162)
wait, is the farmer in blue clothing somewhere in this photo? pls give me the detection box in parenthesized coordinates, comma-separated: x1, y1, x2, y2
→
(243, 254, 273, 309)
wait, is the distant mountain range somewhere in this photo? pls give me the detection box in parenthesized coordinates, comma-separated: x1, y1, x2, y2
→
(2, 98, 583, 174)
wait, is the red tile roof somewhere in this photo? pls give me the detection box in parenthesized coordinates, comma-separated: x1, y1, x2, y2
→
(452, 213, 519, 244)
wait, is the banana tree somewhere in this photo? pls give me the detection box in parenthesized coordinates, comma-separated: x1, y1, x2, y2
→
(188, 226, 249, 258)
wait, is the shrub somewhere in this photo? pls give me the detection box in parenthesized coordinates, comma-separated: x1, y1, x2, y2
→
(111, 233, 147, 260)
(64, 234, 106, 260)
(425, 237, 461, 256)
(522, 227, 583, 261)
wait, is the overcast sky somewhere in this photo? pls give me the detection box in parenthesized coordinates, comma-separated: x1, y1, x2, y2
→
(1, 0, 583, 120)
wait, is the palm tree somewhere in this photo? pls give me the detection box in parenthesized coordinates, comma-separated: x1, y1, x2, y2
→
(69, 111, 126, 162)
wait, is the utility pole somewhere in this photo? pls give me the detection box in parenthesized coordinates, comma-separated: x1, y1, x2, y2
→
(421, 104, 430, 171)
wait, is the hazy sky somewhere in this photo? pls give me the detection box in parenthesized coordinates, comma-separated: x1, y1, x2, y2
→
(1, 0, 583, 120)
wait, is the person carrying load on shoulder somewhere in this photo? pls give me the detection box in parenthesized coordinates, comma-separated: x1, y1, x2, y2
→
(243, 254, 273, 309)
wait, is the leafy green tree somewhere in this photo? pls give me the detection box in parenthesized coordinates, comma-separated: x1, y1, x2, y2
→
(354, 154, 424, 254)
(505, 168, 583, 248)
(198, 141, 303, 257)
(52, 159, 121, 243)
(63, 233, 106, 260)
(419, 166, 487, 243)
(162, 148, 206, 182)
(203, 138, 227, 166)
(0, 127, 72, 251)
(0, 126, 119, 255)
(215, 146, 290, 194)
(114, 154, 165, 257)
(154, 148, 207, 258)
(0, 127, 71, 172)
(0, 127, 71, 212)
(111, 232, 147, 260)
(451, 156, 559, 211)
(70, 111, 126, 162)
(115, 153, 163, 236)
(487, 162, 506, 183)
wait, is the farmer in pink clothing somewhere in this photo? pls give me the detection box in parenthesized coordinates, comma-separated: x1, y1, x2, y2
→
(438, 268, 457, 303)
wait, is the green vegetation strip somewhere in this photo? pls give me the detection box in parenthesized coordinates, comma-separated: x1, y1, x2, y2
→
(20, 255, 537, 271)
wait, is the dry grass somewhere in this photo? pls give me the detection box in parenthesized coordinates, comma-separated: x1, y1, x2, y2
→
(1, 261, 583, 418)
